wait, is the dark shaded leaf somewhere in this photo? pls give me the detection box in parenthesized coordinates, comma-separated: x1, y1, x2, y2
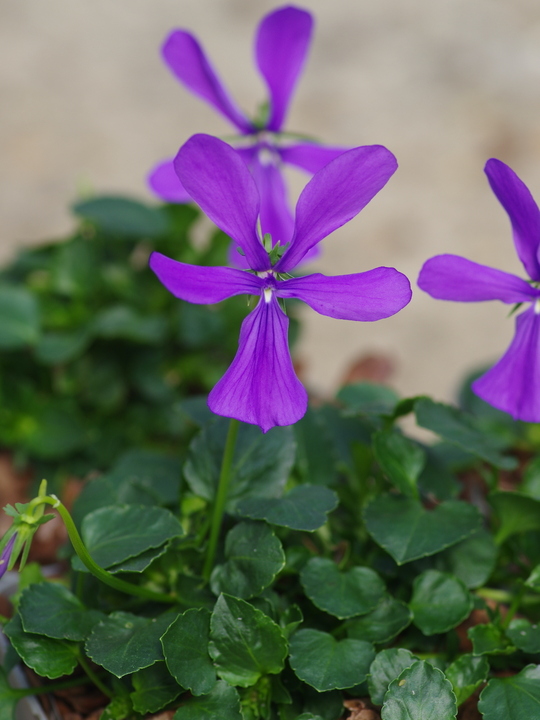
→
(347, 595, 412, 644)
(162, 608, 216, 696)
(368, 648, 417, 705)
(236, 485, 338, 531)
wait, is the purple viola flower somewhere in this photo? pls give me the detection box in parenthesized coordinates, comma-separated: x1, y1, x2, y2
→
(150, 134, 412, 432)
(418, 158, 540, 422)
(0, 534, 17, 579)
(148, 5, 350, 263)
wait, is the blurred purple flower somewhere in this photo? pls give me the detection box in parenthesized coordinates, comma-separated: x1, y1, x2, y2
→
(150, 134, 412, 432)
(418, 158, 540, 422)
(148, 5, 351, 264)
(0, 534, 17, 579)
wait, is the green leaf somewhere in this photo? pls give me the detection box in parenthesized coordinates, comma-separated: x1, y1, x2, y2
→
(184, 420, 296, 510)
(210, 522, 285, 599)
(130, 662, 182, 714)
(100, 696, 134, 720)
(373, 430, 425, 498)
(381, 660, 457, 720)
(489, 491, 540, 544)
(337, 383, 399, 416)
(35, 326, 92, 364)
(363, 495, 482, 564)
(526, 564, 540, 592)
(209, 594, 287, 687)
(161, 608, 216, 696)
(300, 557, 385, 619)
(0, 666, 24, 720)
(19, 582, 103, 641)
(52, 236, 98, 296)
(110, 449, 182, 505)
(445, 653, 489, 706)
(235, 485, 339, 531)
(85, 611, 174, 677)
(289, 629, 375, 691)
(0, 285, 40, 349)
(173, 681, 243, 720)
(409, 570, 473, 635)
(478, 664, 540, 720)
(294, 408, 338, 486)
(93, 305, 167, 344)
(467, 623, 515, 656)
(368, 648, 418, 705)
(347, 595, 412, 644)
(436, 529, 498, 588)
(4, 614, 78, 679)
(506, 619, 540, 654)
(20, 402, 87, 459)
(73, 195, 168, 237)
(415, 398, 516, 469)
(106, 545, 169, 574)
(72, 504, 183, 570)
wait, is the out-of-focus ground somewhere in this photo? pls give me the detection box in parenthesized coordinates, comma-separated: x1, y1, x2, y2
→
(2, 0, 540, 404)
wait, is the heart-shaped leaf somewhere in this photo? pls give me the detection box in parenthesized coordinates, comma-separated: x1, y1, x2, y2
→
(478, 664, 540, 720)
(382, 660, 457, 720)
(467, 623, 515, 656)
(184, 420, 296, 510)
(161, 609, 216, 696)
(368, 648, 418, 705)
(72, 505, 183, 571)
(4, 614, 78, 679)
(436, 529, 498, 589)
(73, 196, 169, 238)
(210, 522, 285, 599)
(410, 570, 473, 635)
(414, 398, 516, 470)
(300, 558, 385, 619)
(445, 654, 489, 706)
(173, 681, 242, 720)
(506, 619, 540, 654)
(209, 595, 287, 687)
(85, 611, 175, 677)
(347, 595, 412, 644)
(0, 285, 40, 349)
(19, 582, 103, 641)
(337, 383, 399, 416)
(289, 629, 375, 691)
(363, 495, 482, 564)
(130, 662, 182, 714)
(235, 485, 338, 531)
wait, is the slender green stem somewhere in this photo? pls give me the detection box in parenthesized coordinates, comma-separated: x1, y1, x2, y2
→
(9, 674, 96, 698)
(501, 584, 526, 630)
(203, 419, 240, 580)
(77, 651, 113, 698)
(33, 496, 177, 604)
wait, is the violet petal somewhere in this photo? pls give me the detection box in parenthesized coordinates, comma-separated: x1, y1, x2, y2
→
(148, 159, 192, 203)
(277, 268, 412, 320)
(208, 295, 307, 432)
(275, 145, 398, 273)
(250, 152, 294, 246)
(255, 6, 313, 132)
(162, 30, 252, 133)
(418, 254, 538, 304)
(472, 305, 540, 422)
(485, 158, 540, 281)
(174, 135, 270, 271)
(149, 252, 263, 304)
(280, 142, 351, 174)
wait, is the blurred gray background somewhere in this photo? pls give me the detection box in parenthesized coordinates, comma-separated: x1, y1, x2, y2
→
(2, 0, 540, 403)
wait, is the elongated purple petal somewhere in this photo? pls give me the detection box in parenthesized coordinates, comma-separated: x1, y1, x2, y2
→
(174, 135, 270, 271)
(149, 252, 263, 304)
(277, 268, 412, 320)
(418, 254, 538, 304)
(485, 159, 540, 281)
(275, 145, 398, 273)
(280, 143, 351, 174)
(251, 152, 294, 246)
(162, 30, 252, 133)
(473, 304, 540, 422)
(255, 6, 313, 131)
(0, 534, 17, 579)
(208, 295, 307, 432)
(148, 159, 192, 203)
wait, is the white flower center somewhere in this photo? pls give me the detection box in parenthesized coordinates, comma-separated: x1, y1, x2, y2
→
(264, 288, 273, 303)
(535, 298, 540, 314)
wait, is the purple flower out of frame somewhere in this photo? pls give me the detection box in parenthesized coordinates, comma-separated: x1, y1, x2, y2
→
(148, 5, 350, 264)
(150, 134, 412, 433)
(418, 158, 540, 423)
